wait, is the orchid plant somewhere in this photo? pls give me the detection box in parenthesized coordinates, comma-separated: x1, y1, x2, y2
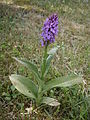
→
(9, 14, 83, 106)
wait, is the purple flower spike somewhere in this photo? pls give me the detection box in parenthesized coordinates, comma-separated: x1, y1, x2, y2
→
(41, 14, 58, 46)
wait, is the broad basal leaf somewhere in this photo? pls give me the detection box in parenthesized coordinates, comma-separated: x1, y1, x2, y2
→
(9, 74, 38, 99)
(43, 74, 83, 93)
(13, 57, 41, 82)
(42, 97, 60, 106)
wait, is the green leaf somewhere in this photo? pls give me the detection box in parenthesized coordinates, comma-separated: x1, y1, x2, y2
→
(13, 57, 41, 82)
(43, 74, 83, 93)
(48, 46, 60, 55)
(43, 46, 60, 77)
(44, 55, 53, 76)
(9, 74, 38, 99)
(42, 97, 60, 106)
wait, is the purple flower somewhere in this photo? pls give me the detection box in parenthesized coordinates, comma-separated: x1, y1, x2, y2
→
(40, 14, 58, 46)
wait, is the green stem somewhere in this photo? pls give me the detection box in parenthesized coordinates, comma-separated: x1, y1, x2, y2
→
(37, 46, 48, 106)
(41, 45, 48, 80)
